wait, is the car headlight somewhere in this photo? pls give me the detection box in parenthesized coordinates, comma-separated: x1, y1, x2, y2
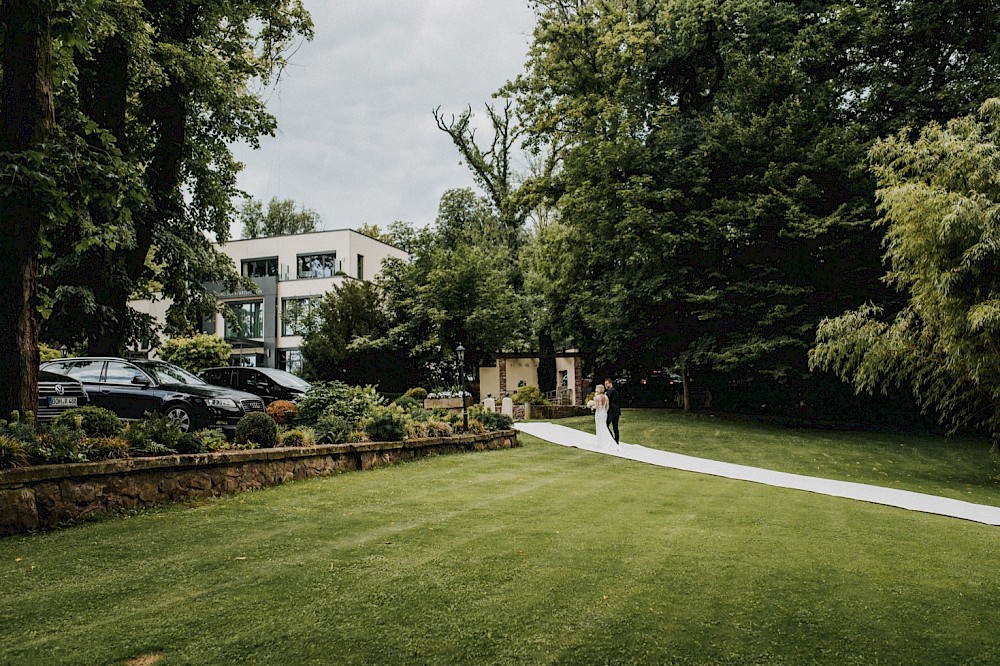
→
(205, 398, 240, 412)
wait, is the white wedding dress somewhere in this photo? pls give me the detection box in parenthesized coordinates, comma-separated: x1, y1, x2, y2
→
(594, 395, 619, 450)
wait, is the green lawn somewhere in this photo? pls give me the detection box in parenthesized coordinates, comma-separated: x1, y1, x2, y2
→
(2, 410, 999, 665)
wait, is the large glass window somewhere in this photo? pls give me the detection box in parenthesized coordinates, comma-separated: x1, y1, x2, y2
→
(281, 297, 315, 336)
(281, 349, 304, 374)
(225, 301, 264, 338)
(297, 252, 337, 278)
(242, 257, 278, 278)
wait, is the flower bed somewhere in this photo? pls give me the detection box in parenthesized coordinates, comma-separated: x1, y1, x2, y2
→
(0, 430, 518, 536)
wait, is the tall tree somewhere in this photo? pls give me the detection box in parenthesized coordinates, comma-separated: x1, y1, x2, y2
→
(0, 0, 55, 417)
(510, 0, 1000, 414)
(434, 101, 566, 392)
(299, 280, 416, 390)
(434, 101, 528, 254)
(38, 0, 313, 355)
(239, 196, 321, 238)
(375, 198, 530, 389)
(810, 99, 1000, 441)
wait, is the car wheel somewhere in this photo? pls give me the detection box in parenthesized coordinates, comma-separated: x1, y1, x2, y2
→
(164, 404, 193, 432)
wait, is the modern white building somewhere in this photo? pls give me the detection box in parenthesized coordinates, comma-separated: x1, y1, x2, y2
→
(133, 229, 407, 372)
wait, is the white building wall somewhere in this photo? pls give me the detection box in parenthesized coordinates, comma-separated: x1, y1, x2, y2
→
(131, 229, 407, 370)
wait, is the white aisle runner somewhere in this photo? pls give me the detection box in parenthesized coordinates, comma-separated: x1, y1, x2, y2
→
(514, 421, 1000, 527)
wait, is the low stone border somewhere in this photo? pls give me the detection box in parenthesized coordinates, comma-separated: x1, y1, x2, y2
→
(523, 404, 590, 420)
(0, 430, 518, 536)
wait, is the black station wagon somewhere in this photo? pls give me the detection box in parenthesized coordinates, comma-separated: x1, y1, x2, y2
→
(37, 369, 90, 422)
(40, 357, 265, 433)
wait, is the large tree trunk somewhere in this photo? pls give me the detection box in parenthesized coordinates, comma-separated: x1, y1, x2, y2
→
(0, 0, 54, 418)
(77, 33, 132, 358)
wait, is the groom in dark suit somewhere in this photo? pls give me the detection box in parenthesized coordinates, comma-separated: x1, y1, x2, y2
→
(604, 378, 621, 444)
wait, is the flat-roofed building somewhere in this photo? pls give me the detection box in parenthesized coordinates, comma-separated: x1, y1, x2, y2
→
(131, 229, 407, 371)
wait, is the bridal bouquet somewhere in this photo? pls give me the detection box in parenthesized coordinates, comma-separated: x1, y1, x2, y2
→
(586, 399, 596, 411)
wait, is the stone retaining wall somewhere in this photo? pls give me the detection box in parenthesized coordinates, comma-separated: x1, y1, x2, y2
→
(522, 404, 590, 420)
(0, 431, 518, 537)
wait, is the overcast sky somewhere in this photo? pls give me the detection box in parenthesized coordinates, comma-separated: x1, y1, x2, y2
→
(229, 1, 538, 237)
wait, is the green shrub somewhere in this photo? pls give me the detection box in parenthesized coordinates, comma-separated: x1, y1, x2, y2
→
(403, 387, 428, 401)
(1, 411, 38, 445)
(266, 400, 298, 425)
(0, 434, 29, 469)
(159, 333, 232, 373)
(512, 385, 548, 405)
(31, 425, 87, 464)
(175, 432, 208, 454)
(234, 412, 278, 449)
(39, 343, 63, 363)
(53, 406, 123, 437)
(362, 404, 408, 442)
(195, 428, 230, 452)
(406, 421, 429, 439)
(393, 396, 420, 411)
(81, 437, 131, 461)
(444, 411, 464, 430)
(278, 427, 317, 448)
(469, 406, 513, 431)
(295, 381, 385, 428)
(124, 413, 185, 456)
(427, 419, 454, 437)
(315, 409, 351, 444)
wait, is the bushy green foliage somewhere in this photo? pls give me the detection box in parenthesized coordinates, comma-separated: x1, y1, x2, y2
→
(195, 428, 230, 452)
(406, 419, 454, 439)
(234, 412, 278, 449)
(0, 434, 29, 469)
(361, 405, 408, 442)
(81, 437, 131, 461)
(278, 427, 317, 448)
(393, 396, 421, 411)
(159, 334, 232, 373)
(123, 413, 185, 456)
(314, 410, 351, 444)
(53, 406, 123, 437)
(0, 412, 38, 446)
(469, 405, 513, 431)
(811, 99, 1000, 439)
(31, 425, 87, 464)
(175, 432, 208, 455)
(511, 385, 547, 406)
(295, 381, 384, 429)
(403, 387, 428, 401)
(38, 343, 62, 363)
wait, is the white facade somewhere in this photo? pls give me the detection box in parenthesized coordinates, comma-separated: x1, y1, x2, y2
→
(134, 229, 407, 372)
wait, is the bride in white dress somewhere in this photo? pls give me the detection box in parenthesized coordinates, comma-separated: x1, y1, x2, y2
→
(592, 385, 619, 450)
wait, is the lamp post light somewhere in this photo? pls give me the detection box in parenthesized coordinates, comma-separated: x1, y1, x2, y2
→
(456, 344, 468, 432)
(60, 344, 67, 358)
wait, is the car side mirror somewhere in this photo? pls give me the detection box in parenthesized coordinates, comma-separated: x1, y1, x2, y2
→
(131, 375, 151, 386)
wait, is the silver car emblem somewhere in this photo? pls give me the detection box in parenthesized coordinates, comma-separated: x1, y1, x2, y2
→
(54, 384, 65, 395)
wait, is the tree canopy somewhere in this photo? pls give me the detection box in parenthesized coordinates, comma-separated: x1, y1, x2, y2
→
(239, 196, 322, 239)
(507, 0, 1000, 414)
(810, 99, 1000, 439)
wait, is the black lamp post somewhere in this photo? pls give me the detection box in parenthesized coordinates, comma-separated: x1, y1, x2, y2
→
(456, 344, 468, 432)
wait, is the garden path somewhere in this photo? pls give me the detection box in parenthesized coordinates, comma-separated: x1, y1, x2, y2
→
(514, 421, 1000, 527)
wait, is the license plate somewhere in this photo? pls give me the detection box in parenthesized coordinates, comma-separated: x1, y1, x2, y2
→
(48, 397, 78, 407)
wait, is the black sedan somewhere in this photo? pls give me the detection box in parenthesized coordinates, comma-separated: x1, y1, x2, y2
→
(37, 369, 90, 422)
(40, 357, 265, 433)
